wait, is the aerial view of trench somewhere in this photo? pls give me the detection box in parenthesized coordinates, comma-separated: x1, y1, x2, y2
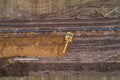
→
(0, 0, 120, 80)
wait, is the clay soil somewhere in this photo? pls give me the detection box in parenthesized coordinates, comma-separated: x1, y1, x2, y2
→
(0, 33, 64, 58)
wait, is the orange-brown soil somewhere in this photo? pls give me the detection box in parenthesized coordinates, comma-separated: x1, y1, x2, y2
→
(0, 33, 65, 58)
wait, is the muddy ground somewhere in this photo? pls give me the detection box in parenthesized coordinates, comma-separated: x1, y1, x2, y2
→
(0, 33, 120, 77)
(0, 0, 120, 77)
(1, 62, 120, 77)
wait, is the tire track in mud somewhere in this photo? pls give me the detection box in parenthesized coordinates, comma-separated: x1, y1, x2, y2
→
(69, 35, 120, 51)
(0, 18, 120, 28)
(66, 35, 120, 62)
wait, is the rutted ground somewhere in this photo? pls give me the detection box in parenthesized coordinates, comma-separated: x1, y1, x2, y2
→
(0, 0, 120, 77)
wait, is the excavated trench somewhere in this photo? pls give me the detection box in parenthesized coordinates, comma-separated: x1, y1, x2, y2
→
(0, 32, 120, 77)
(0, 0, 120, 77)
(0, 33, 65, 58)
(0, 18, 120, 77)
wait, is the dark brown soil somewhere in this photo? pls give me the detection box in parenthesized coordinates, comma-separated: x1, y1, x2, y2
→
(0, 62, 120, 77)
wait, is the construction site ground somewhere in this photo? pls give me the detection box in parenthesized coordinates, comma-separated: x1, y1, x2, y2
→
(0, 18, 120, 76)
